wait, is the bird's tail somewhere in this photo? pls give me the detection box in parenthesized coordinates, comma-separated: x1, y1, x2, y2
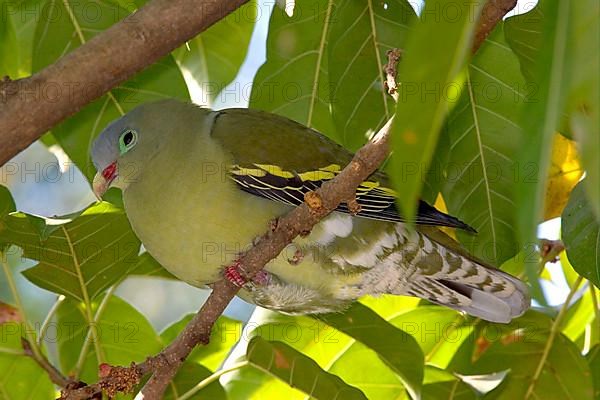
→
(380, 227, 530, 323)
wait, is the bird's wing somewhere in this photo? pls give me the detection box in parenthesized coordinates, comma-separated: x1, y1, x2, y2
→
(229, 163, 475, 231)
(212, 108, 476, 232)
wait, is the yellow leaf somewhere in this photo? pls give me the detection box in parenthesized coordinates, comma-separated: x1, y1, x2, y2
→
(434, 193, 458, 240)
(544, 133, 584, 220)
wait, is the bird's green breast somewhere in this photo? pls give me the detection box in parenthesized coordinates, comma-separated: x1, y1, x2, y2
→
(122, 115, 289, 285)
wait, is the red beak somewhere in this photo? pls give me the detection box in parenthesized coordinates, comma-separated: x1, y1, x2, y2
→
(92, 161, 118, 199)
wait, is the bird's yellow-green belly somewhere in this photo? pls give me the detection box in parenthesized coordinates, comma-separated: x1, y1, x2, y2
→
(123, 172, 290, 285)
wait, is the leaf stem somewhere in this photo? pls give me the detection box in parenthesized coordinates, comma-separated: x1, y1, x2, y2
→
(73, 285, 117, 378)
(177, 361, 249, 400)
(37, 295, 66, 346)
(590, 285, 600, 334)
(524, 275, 583, 399)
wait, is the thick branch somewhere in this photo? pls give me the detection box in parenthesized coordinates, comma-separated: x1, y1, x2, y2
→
(0, 0, 248, 167)
(472, 0, 518, 53)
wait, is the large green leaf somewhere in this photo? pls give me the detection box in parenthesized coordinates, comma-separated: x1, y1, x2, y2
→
(226, 302, 424, 400)
(386, 306, 474, 370)
(505, 1, 599, 220)
(587, 345, 600, 400)
(246, 336, 367, 400)
(317, 302, 423, 400)
(562, 182, 600, 288)
(567, 0, 600, 220)
(56, 294, 162, 383)
(249, 0, 337, 140)
(503, 5, 542, 83)
(32, 0, 188, 181)
(0, 186, 15, 217)
(173, 1, 256, 105)
(0, 202, 141, 301)
(327, 0, 416, 150)
(468, 312, 593, 399)
(506, 1, 573, 299)
(129, 252, 176, 279)
(441, 25, 526, 266)
(161, 314, 242, 371)
(562, 290, 596, 342)
(0, 323, 55, 400)
(0, 0, 19, 77)
(397, 366, 477, 400)
(390, 0, 484, 222)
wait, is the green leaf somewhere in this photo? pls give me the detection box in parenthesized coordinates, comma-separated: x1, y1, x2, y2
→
(161, 314, 242, 371)
(562, 290, 596, 342)
(56, 294, 162, 383)
(562, 182, 600, 288)
(503, 5, 542, 83)
(173, 1, 256, 105)
(567, 0, 600, 220)
(507, 1, 573, 301)
(386, 306, 473, 370)
(0, 323, 54, 400)
(408, 366, 477, 400)
(327, 0, 416, 150)
(165, 362, 227, 400)
(227, 302, 424, 400)
(505, 2, 599, 219)
(0, 0, 19, 77)
(249, 0, 337, 140)
(129, 252, 176, 280)
(587, 345, 600, 400)
(225, 311, 354, 399)
(0, 202, 141, 301)
(390, 0, 484, 222)
(469, 312, 593, 399)
(246, 336, 367, 400)
(441, 25, 526, 266)
(317, 302, 424, 400)
(32, 0, 189, 181)
(0, 185, 15, 217)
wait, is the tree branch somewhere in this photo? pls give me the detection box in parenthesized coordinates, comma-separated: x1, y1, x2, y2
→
(472, 0, 518, 53)
(0, 0, 248, 167)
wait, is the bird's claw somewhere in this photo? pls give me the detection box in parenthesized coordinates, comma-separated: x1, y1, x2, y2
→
(224, 261, 247, 287)
(224, 260, 271, 287)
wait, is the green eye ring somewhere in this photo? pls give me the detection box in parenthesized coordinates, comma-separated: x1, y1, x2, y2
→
(118, 129, 138, 154)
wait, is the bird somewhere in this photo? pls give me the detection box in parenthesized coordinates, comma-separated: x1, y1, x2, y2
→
(91, 99, 530, 323)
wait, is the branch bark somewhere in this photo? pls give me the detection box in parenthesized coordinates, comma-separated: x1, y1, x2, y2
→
(0, 0, 248, 167)
(472, 0, 518, 53)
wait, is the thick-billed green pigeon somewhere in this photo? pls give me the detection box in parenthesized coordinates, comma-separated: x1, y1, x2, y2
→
(91, 99, 529, 323)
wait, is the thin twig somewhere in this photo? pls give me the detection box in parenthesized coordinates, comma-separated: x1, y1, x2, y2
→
(384, 48, 403, 102)
(22, 338, 74, 388)
(37, 295, 65, 347)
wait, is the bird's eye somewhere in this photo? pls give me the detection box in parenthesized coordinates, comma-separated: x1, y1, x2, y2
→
(118, 129, 138, 154)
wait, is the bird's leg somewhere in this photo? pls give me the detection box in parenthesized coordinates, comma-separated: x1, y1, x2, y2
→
(223, 260, 271, 287)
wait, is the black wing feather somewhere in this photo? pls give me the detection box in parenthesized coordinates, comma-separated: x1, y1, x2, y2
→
(230, 165, 476, 232)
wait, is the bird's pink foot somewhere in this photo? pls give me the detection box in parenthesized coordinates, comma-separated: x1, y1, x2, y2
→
(224, 261, 271, 287)
(224, 260, 247, 287)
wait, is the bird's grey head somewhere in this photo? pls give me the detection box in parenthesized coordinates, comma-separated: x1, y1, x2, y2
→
(90, 99, 206, 198)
